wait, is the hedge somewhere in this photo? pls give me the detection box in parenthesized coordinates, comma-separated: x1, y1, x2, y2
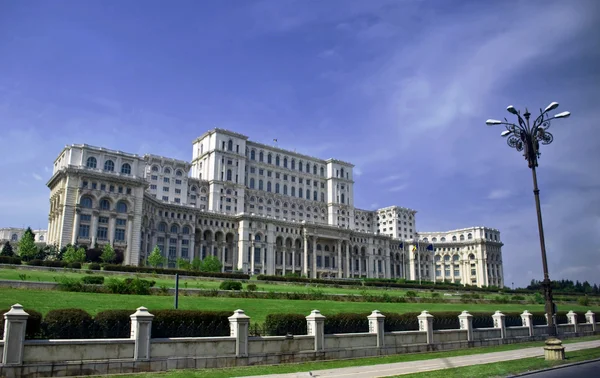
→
(102, 264, 250, 280)
(43, 309, 94, 339)
(264, 313, 307, 336)
(0, 256, 22, 265)
(220, 281, 242, 290)
(94, 309, 133, 338)
(81, 276, 105, 285)
(0, 308, 43, 339)
(27, 259, 68, 268)
(151, 310, 231, 338)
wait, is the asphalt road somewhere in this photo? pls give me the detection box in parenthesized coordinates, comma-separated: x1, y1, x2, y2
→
(518, 360, 600, 377)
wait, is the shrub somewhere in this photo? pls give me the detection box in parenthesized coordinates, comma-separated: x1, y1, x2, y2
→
(264, 313, 307, 336)
(220, 281, 242, 290)
(325, 313, 369, 334)
(105, 278, 155, 295)
(405, 291, 418, 298)
(29, 260, 68, 268)
(0, 308, 42, 339)
(578, 296, 590, 306)
(67, 262, 82, 269)
(88, 262, 101, 270)
(0, 256, 22, 265)
(81, 276, 105, 285)
(43, 309, 93, 339)
(512, 295, 526, 301)
(431, 293, 440, 298)
(94, 310, 133, 338)
(152, 310, 231, 337)
(246, 283, 258, 291)
(85, 248, 103, 263)
(57, 277, 85, 292)
(102, 264, 249, 280)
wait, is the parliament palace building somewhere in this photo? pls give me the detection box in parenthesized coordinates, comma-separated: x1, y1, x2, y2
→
(45, 128, 504, 287)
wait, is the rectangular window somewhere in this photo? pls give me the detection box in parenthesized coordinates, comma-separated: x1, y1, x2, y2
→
(80, 214, 91, 222)
(163, 187, 169, 192)
(126, 188, 132, 194)
(116, 218, 126, 226)
(250, 167, 256, 173)
(168, 246, 177, 258)
(115, 228, 126, 241)
(78, 224, 90, 238)
(97, 227, 108, 240)
(175, 198, 180, 203)
(82, 181, 88, 188)
(164, 177, 170, 183)
(175, 188, 181, 194)
(109, 185, 114, 192)
(151, 175, 158, 180)
(267, 171, 272, 177)
(162, 196, 169, 201)
(100, 183, 106, 191)
(175, 179, 182, 185)
(150, 184, 157, 190)
(118, 186, 123, 193)
(92, 182, 97, 189)
(181, 248, 189, 258)
(99, 216, 109, 224)
(259, 169, 264, 175)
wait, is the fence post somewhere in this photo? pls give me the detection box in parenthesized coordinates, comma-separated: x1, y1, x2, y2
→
(566, 311, 578, 333)
(130, 306, 154, 361)
(521, 310, 534, 337)
(417, 310, 434, 344)
(492, 311, 506, 339)
(368, 310, 385, 348)
(2, 304, 29, 366)
(229, 309, 250, 357)
(585, 311, 596, 332)
(458, 311, 473, 342)
(306, 310, 326, 351)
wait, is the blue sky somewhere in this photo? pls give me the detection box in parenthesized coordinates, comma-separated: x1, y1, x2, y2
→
(1, 0, 599, 287)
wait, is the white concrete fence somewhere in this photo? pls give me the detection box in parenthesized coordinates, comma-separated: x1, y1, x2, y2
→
(0, 304, 598, 378)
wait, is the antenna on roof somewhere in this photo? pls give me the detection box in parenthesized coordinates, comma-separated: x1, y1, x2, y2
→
(273, 138, 278, 148)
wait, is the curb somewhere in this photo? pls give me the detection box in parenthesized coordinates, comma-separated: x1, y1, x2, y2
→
(509, 357, 600, 377)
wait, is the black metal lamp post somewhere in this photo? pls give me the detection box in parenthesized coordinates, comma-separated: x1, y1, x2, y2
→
(486, 102, 571, 338)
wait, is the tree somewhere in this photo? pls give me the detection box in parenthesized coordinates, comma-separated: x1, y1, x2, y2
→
(199, 255, 222, 273)
(100, 244, 116, 264)
(191, 258, 202, 271)
(17, 228, 38, 261)
(1, 241, 14, 257)
(63, 245, 86, 263)
(176, 258, 191, 270)
(148, 246, 165, 268)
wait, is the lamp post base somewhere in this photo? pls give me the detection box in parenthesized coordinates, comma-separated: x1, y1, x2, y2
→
(544, 338, 565, 361)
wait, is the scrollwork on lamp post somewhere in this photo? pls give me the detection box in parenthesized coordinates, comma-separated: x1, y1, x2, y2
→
(486, 102, 571, 338)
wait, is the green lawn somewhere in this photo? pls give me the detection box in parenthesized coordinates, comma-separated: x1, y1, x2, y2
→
(395, 347, 600, 378)
(1, 287, 599, 324)
(89, 338, 600, 378)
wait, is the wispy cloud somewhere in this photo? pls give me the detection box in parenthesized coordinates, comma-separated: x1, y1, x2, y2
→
(487, 189, 511, 200)
(32, 173, 43, 181)
(389, 184, 407, 192)
(379, 174, 406, 183)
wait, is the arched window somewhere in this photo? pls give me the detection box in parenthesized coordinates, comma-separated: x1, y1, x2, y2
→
(158, 223, 167, 232)
(249, 178, 255, 189)
(283, 185, 288, 195)
(100, 199, 111, 210)
(469, 253, 475, 260)
(259, 180, 264, 190)
(250, 150, 256, 160)
(460, 235, 465, 241)
(255, 234, 261, 241)
(259, 151, 264, 162)
(306, 189, 310, 199)
(275, 183, 280, 193)
(170, 224, 179, 234)
(228, 140, 233, 151)
(291, 186, 295, 196)
(432, 237, 437, 242)
(341, 193, 345, 204)
(268, 154, 272, 164)
(306, 162, 310, 172)
(313, 165, 317, 175)
(183, 226, 190, 234)
(191, 186, 197, 192)
(86, 157, 97, 168)
(299, 188, 303, 198)
(444, 255, 450, 261)
(453, 255, 459, 261)
(11, 234, 18, 241)
(313, 190, 317, 201)
(299, 161, 303, 172)
(320, 167, 324, 176)
(267, 181, 272, 192)
(104, 160, 114, 172)
(340, 168, 344, 178)
(435, 255, 441, 262)
(283, 157, 288, 168)
(452, 236, 457, 241)
(39, 235, 44, 241)
(291, 159, 295, 170)
(121, 163, 131, 175)
(441, 237, 446, 242)
(116, 201, 128, 213)
(276, 156, 280, 166)
(80, 197, 93, 208)
(176, 170, 183, 177)
(164, 168, 171, 175)
(152, 165, 159, 172)
(227, 169, 232, 181)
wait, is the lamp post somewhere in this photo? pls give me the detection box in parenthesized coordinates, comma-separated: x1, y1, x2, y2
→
(486, 102, 570, 338)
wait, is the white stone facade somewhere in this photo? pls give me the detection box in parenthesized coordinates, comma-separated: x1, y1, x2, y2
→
(44, 128, 504, 287)
(0, 228, 48, 248)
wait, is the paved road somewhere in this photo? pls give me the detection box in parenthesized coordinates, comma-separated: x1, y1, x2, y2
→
(516, 359, 600, 378)
(241, 339, 600, 378)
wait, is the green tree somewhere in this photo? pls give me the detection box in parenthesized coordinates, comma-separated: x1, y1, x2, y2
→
(17, 228, 38, 261)
(176, 258, 191, 270)
(1, 241, 14, 257)
(63, 245, 86, 263)
(100, 244, 116, 264)
(191, 258, 202, 271)
(199, 255, 222, 272)
(148, 246, 165, 268)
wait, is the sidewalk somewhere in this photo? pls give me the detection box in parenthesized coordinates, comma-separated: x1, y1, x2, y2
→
(241, 339, 600, 378)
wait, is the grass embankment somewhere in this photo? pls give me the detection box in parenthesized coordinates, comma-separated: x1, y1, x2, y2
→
(1, 287, 599, 324)
(85, 339, 600, 378)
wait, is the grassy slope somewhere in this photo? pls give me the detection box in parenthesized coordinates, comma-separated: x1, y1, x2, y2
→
(1, 287, 599, 323)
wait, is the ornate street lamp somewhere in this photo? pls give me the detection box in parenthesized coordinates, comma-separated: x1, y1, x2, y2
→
(486, 102, 570, 338)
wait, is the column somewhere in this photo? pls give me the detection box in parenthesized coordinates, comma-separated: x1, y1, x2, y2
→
(303, 236, 309, 277)
(385, 251, 391, 279)
(71, 208, 81, 245)
(108, 214, 117, 245)
(566, 311, 578, 333)
(126, 215, 134, 265)
(306, 310, 326, 351)
(165, 235, 171, 264)
(367, 253, 373, 278)
(130, 307, 154, 361)
(345, 244, 350, 278)
(409, 250, 416, 281)
(250, 243, 255, 274)
(585, 311, 596, 332)
(336, 240, 342, 277)
(492, 311, 506, 339)
(418, 310, 434, 345)
(90, 210, 99, 246)
(291, 249, 296, 274)
(189, 233, 196, 262)
(229, 309, 250, 357)
(312, 238, 317, 279)
(2, 304, 29, 366)
(368, 310, 385, 348)
(521, 310, 534, 337)
(221, 244, 226, 272)
(458, 311, 474, 341)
